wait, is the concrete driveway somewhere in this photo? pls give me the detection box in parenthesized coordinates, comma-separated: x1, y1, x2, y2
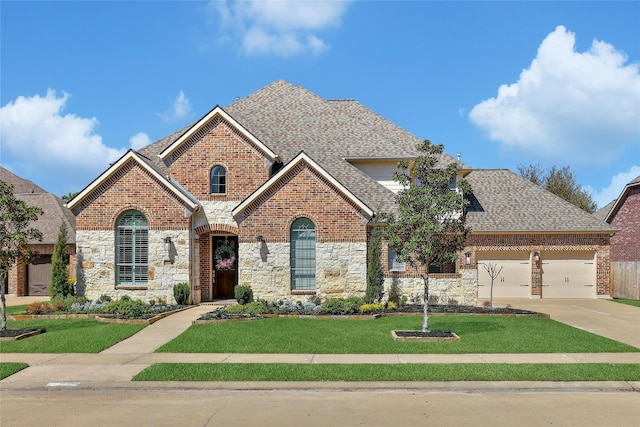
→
(492, 298, 640, 349)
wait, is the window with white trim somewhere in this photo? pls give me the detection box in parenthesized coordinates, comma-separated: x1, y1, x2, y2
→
(290, 218, 316, 290)
(210, 165, 226, 194)
(116, 210, 148, 286)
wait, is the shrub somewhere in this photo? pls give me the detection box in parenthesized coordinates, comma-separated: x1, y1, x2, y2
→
(103, 296, 153, 319)
(234, 285, 254, 305)
(321, 297, 363, 315)
(50, 221, 72, 297)
(51, 295, 89, 311)
(26, 302, 51, 314)
(97, 294, 112, 303)
(365, 226, 384, 303)
(225, 300, 268, 316)
(173, 283, 191, 305)
(360, 301, 397, 313)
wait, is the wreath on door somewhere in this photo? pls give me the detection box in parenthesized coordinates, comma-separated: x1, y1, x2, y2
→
(215, 242, 236, 270)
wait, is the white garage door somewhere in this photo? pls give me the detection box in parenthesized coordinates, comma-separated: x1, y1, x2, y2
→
(541, 252, 595, 298)
(477, 252, 531, 298)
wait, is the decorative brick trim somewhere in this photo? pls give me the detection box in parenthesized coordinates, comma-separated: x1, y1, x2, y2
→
(291, 290, 317, 295)
(195, 223, 239, 236)
(115, 286, 149, 291)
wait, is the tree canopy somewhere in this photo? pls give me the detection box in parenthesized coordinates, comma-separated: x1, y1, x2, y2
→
(0, 180, 43, 330)
(383, 140, 472, 331)
(518, 164, 597, 213)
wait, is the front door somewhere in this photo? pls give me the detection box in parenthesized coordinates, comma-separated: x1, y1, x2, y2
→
(212, 236, 237, 299)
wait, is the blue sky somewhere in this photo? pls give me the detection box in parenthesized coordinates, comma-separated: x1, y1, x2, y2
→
(1, 1, 639, 208)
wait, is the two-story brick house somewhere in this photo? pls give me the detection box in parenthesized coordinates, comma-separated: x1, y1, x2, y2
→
(68, 81, 616, 304)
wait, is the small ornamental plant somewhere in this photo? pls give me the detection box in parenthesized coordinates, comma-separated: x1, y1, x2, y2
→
(214, 243, 236, 270)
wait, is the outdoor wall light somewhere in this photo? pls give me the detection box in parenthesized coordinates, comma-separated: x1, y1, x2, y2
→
(256, 235, 264, 249)
(464, 252, 471, 265)
(533, 251, 540, 263)
(164, 236, 172, 252)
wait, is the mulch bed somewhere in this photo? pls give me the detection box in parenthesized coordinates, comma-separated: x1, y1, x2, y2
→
(391, 329, 461, 342)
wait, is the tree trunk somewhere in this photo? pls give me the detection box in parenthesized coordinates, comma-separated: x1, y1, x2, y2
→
(1, 271, 7, 331)
(422, 274, 429, 332)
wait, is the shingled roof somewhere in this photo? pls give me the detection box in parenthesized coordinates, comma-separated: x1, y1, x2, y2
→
(1, 167, 76, 244)
(137, 80, 465, 214)
(465, 169, 617, 233)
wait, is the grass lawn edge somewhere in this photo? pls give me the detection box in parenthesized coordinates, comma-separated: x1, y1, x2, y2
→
(0, 362, 29, 379)
(133, 362, 640, 382)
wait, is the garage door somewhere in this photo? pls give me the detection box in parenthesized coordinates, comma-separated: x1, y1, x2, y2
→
(541, 252, 595, 298)
(477, 252, 531, 298)
(28, 255, 52, 296)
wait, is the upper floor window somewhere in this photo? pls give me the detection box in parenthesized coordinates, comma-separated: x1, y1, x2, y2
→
(116, 210, 148, 286)
(210, 166, 226, 194)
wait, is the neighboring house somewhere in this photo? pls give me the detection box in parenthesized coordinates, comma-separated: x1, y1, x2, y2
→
(67, 81, 616, 304)
(1, 167, 77, 296)
(595, 176, 640, 299)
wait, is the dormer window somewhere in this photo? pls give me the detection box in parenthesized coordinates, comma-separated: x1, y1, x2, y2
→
(210, 166, 226, 194)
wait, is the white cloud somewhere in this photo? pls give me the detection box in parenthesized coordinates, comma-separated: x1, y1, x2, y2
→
(469, 25, 640, 165)
(587, 165, 640, 208)
(129, 132, 151, 150)
(0, 90, 125, 173)
(210, 0, 348, 56)
(159, 90, 191, 122)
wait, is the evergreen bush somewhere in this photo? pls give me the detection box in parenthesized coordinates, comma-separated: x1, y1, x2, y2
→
(173, 282, 191, 305)
(50, 221, 72, 297)
(234, 285, 254, 305)
(365, 226, 385, 303)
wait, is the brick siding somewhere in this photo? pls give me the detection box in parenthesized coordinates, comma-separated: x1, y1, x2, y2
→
(609, 186, 640, 262)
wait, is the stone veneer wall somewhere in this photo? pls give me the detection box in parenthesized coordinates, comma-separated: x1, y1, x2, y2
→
(238, 241, 367, 301)
(76, 230, 190, 303)
(383, 270, 477, 306)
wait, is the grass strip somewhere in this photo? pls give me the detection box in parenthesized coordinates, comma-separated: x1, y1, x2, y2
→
(0, 319, 145, 353)
(134, 363, 640, 382)
(610, 299, 640, 308)
(1, 304, 29, 315)
(0, 362, 29, 379)
(157, 316, 638, 354)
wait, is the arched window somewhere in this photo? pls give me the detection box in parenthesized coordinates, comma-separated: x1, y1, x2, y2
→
(210, 166, 226, 194)
(116, 210, 148, 286)
(290, 218, 316, 290)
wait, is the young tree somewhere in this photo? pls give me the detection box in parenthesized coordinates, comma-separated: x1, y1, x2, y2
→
(365, 226, 384, 303)
(518, 164, 597, 213)
(383, 140, 472, 332)
(482, 262, 503, 309)
(0, 180, 43, 331)
(50, 221, 72, 297)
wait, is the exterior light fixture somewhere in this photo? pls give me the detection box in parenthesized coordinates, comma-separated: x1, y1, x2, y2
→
(465, 252, 471, 265)
(533, 251, 540, 263)
(256, 235, 264, 249)
(163, 237, 172, 252)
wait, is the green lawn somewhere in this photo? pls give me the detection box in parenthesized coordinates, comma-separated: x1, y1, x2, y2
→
(0, 362, 28, 379)
(610, 298, 640, 308)
(2, 304, 29, 315)
(157, 316, 638, 354)
(0, 319, 145, 353)
(134, 362, 640, 382)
